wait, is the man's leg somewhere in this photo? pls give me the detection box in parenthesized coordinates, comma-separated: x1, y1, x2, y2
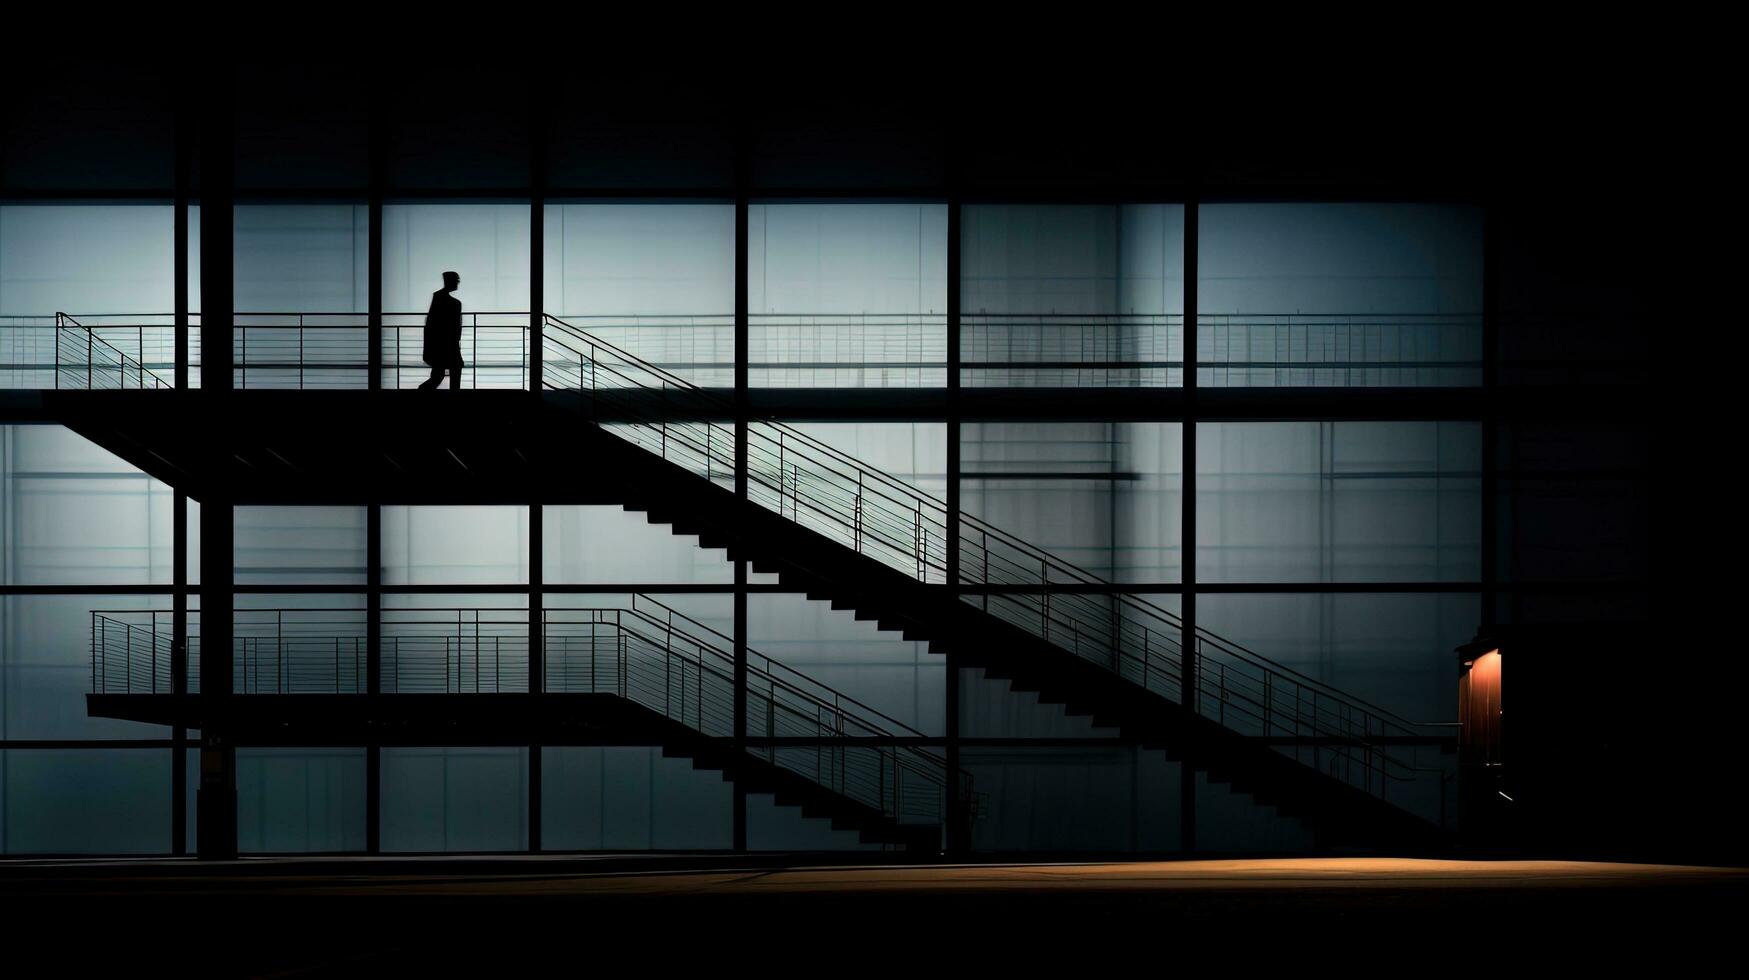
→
(417, 366, 445, 390)
(447, 365, 462, 390)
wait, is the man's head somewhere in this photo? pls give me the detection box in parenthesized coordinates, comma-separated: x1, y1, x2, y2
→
(443, 271, 461, 291)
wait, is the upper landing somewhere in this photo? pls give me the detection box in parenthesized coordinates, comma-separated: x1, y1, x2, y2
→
(5, 310, 1486, 393)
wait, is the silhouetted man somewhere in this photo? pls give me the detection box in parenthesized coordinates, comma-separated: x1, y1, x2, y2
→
(418, 271, 464, 390)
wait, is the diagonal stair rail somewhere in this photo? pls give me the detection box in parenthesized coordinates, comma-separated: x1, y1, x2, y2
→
(547, 594, 961, 828)
(542, 314, 1449, 824)
(55, 313, 171, 389)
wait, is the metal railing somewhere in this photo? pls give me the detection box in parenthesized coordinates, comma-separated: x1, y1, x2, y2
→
(961, 313, 1183, 387)
(544, 314, 951, 583)
(6, 310, 1482, 391)
(748, 313, 946, 387)
(53, 313, 172, 389)
(1198, 314, 1482, 387)
(532, 314, 736, 388)
(543, 313, 1451, 825)
(208, 312, 531, 389)
(91, 599, 970, 831)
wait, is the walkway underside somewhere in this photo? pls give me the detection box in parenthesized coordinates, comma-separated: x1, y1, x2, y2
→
(43, 390, 606, 504)
(92, 692, 698, 746)
(91, 692, 938, 849)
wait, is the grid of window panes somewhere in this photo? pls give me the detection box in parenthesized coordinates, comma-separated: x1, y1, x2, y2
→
(0, 191, 1482, 854)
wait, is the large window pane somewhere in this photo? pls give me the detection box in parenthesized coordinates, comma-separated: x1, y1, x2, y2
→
(1197, 422, 1480, 583)
(381, 593, 528, 695)
(544, 505, 733, 585)
(962, 204, 1183, 387)
(1198, 203, 1482, 386)
(237, 747, 367, 854)
(234, 204, 368, 313)
(543, 203, 734, 388)
(381, 204, 530, 389)
(751, 593, 943, 737)
(542, 746, 732, 850)
(1196, 592, 1472, 730)
(381, 506, 529, 585)
(2, 425, 175, 585)
(224, 204, 371, 388)
(5, 594, 174, 738)
(381, 746, 527, 852)
(0, 205, 173, 387)
(235, 506, 367, 586)
(962, 422, 1181, 583)
(0, 205, 172, 315)
(3, 748, 170, 854)
(748, 203, 946, 388)
(963, 747, 1190, 852)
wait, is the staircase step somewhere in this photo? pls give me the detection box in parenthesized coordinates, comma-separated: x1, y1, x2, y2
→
(582, 415, 1443, 850)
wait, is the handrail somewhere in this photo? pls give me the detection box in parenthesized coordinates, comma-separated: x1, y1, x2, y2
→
(54, 312, 171, 389)
(624, 593, 933, 745)
(90, 604, 968, 832)
(541, 312, 1449, 822)
(547, 311, 1427, 724)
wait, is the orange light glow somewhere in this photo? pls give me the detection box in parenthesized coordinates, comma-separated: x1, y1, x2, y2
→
(1459, 650, 1503, 765)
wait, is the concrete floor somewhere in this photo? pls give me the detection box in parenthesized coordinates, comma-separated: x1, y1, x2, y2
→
(6, 856, 1744, 973)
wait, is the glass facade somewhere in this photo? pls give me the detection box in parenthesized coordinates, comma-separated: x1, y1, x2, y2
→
(962, 203, 1184, 387)
(1198, 203, 1483, 386)
(748, 202, 948, 388)
(0, 190, 1489, 855)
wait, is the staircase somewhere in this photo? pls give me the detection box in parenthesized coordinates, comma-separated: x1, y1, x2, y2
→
(541, 315, 1451, 846)
(56, 310, 1452, 847)
(89, 597, 962, 850)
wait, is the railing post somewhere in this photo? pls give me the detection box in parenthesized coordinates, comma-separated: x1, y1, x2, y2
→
(1040, 558, 1049, 641)
(1141, 629, 1150, 690)
(915, 506, 924, 581)
(981, 531, 990, 612)
(1263, 670, 1273, 738)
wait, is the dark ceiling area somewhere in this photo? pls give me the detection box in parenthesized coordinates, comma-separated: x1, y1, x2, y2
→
(0, 63, 1654, 201)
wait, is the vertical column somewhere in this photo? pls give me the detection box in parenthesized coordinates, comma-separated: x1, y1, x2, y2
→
(195, 84, 237, 862)
(526, 95, 548, 853)
(529, 502, 543, 853)
(366, 504, 381, 854)
(368, 100, 384, 392)
(196, 497, 235, 860)
(365, 96, 385, 854)
(944, 194, 964, 857)
(1179, 199, 1198, 853)
(170, 95, 191, 856)
(529, 91, 547, 393)
(172, 491, 187, 855)
(174, 105, 190, 391)
(732, 144, 750, 853)
(1481, 205, 1500, 629)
